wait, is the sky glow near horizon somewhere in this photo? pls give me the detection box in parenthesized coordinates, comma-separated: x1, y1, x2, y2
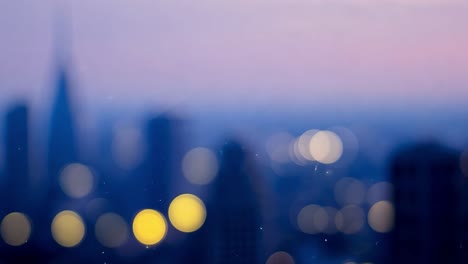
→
(1, 0, 467, 112)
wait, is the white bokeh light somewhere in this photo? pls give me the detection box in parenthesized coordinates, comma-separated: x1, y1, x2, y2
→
(182, 147, 219, 185)
(297, 129, 319, 161)
(297, 204, 328, 234)
(368, 201, 395, 233)
(59, 163, 95, 199)
(309, 130, 343, 164)
(335, 205, 365, 234)
(289, 138, 307, 166)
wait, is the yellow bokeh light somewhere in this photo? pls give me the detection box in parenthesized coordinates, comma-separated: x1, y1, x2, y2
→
(95, 213, 129, 248)
(51, 210, 85, 247)
(168, 194, 206, 233)
(1, 212, 31, 246)
(368, 201, 394, 233)
(132, 209, 167, 246)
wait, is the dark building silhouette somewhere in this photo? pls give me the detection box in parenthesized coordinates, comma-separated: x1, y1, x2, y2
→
(3, 104, 30, 213)
(143, 113, 180, 210)
(460, 149, 468, 263)
(109, 113, 183, 263)
(207, 139, 263, 264)
(24, 63, 82, 262)
(47, 65, 79, 200)
(390, 142, 462, 264)
(47, 1, 79, 201)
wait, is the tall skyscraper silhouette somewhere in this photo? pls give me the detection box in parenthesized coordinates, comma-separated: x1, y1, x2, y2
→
(390, 142, 462, 264)
(46, 0, 79, 202)
(143, 113, 179, 210)
(3, 104, 30, 213)
(461, 150, 468, 263)
(208, 139, 263, 264)
(47, 65, 79, 200)
(24, 63, 82, 263)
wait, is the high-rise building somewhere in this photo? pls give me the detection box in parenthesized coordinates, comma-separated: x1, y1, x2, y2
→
(143, 113, 180, 210)
(47, 65, 79, 201)
(208, 139, 263, 264)
(390, 142, 462, 263)
(459, 148, 468, 263)
(47, 0, 79, 201)
(3, 104, 30, 212)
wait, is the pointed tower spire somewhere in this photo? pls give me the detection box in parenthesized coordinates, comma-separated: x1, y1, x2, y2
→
(47, 0, 78, 197)
(53, 0, 72, 67)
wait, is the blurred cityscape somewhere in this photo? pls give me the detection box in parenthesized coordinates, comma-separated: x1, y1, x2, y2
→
(2, 2, 468, 264)
(0, 44, 467, 264)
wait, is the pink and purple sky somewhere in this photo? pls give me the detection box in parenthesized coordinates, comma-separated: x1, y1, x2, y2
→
(1, 0, 467, 113)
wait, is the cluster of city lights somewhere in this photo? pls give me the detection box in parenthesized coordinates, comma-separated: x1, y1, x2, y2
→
(296, 180, 394, 235)
(266, 128, 353, 166)
(266, 128, 394, 236)
(112, 126, 221, 185)
(0, 144, 219, 248)
(0, 193, 206, 247)
(0, 126, 400, 264)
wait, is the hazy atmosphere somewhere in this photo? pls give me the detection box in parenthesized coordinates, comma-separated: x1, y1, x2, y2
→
(1, 0, 468, 112)
(1, 1, 468, 263)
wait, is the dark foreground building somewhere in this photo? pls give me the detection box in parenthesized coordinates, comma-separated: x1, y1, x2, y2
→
(390, 142, 462, 263)
(208, 139, 263, 264)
